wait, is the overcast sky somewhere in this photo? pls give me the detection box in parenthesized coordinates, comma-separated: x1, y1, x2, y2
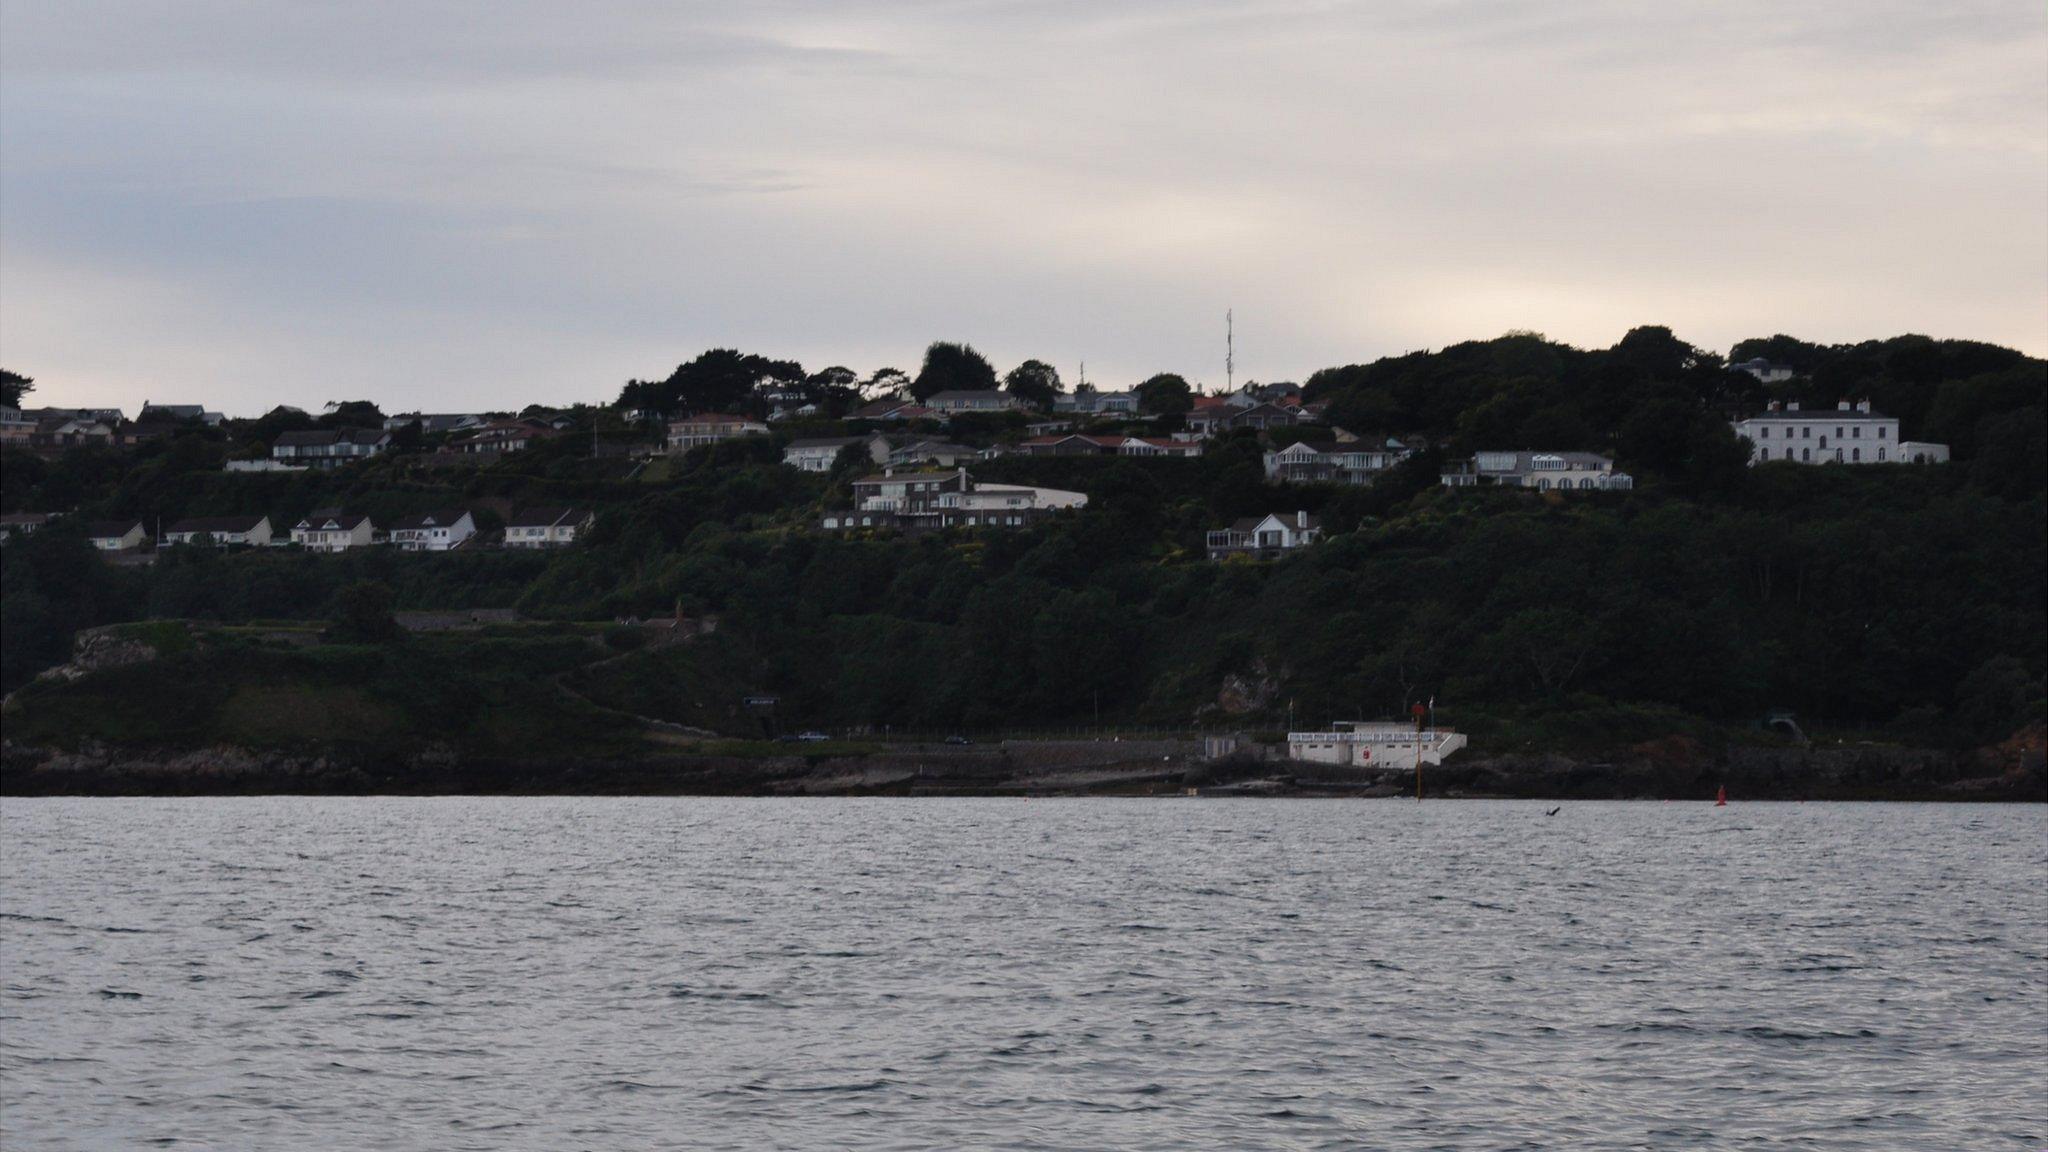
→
(3, 1, 2044, 416)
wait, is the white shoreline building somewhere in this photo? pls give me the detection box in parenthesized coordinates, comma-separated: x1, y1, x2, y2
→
(1287, 722, 1468, 767)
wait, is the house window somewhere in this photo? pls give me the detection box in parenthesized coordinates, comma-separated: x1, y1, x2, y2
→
(1802, 448, 1811, 461)
(1852, 448, 1860, 461)
(1878, 448, 1886, 461)
(1759, 426, 1769, 438)
(1853, 427, 1861, 438)
(1879, 427, 1888, 439)
(1802, 427, 1811, 438)
(1758, 447, 1768, 461)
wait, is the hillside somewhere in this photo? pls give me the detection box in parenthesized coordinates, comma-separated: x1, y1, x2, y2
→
(3, 328, 2043, 790)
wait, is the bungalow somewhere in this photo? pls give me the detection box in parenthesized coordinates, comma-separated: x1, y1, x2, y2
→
(87, 520, 148, 551)
(272, 428, 393, 468)
(848, 398, 940, 423)
(291, 508, 375, 552)
(451, 419, 558, 455)
(1206, 511, 1321, 560)
(1011, 434, 1204, 458)
(1186, 402, 1305, 437)
(1053, 389, 1142, 416)
(164, 514, 272, 547)
(1265, 438, 1415, 485)
(784, 435, 890, 473)
(1441, 451, 1633, 491)
(926, 390, 1026, 414)
(1730, 358, 1796, 384)
(886, 439, 980, 468)
(0, 512, 51, 537)
(388, 509, 477, 551)
(505, 507, 594, 548)
(666, 413, 769, 453)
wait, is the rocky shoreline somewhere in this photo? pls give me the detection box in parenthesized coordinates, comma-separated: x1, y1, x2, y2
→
(4, 731, 2041, 800)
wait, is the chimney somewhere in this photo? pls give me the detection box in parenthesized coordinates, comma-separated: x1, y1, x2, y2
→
(1857, 398, 1871, 413)
(1837, 399, 1851, 411)
(1787, 401, 1801, 412)
(1767, 400, 1781, 413)
(1297, 510, 1308, 528)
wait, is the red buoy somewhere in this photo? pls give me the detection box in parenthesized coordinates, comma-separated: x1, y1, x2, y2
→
(1715, 784, 1728, 806)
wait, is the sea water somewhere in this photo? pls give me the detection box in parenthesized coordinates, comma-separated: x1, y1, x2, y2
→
(2, 798, 2042, 1150)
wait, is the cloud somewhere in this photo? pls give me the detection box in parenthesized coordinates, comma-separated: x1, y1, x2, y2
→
(3, 1, 2043, 414)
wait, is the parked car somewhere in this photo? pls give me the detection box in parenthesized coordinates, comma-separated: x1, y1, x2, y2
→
(796, 731, 830, 743)
(944, 735, 973, 745)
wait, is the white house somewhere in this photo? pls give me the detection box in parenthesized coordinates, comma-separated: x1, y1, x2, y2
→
(1730, 358, 1797, 384)
(925, 390, 1026, 414)
(1265, 439, 1414, 485)
(820, 469, 1086, 530)
(291, 509, 375, 552)
(1287, 721, 1468, 767)
(1206, 512, 1321, 560)
(1442, 451, 1634, 491)
(1731, 399, 1946, 466)
(87, 520, 148, 551)
(505, 507, 593, 548)
(164, 515, 272, 547)
(784, 435, 890, 473)
(389, 509, 476, 551)
(666, 414, 768, 453)
(931, 483, 1088, 528)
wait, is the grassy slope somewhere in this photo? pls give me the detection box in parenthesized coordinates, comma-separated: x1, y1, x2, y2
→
(2, 625, 652, 759)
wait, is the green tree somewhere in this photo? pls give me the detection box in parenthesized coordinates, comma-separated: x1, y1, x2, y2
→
(1003, 359, 1063, 410)
(319, 401, 386, 429)
(326, 581, 403, 644)
(912, 342, 997, 401)
(1, 369, 32, 408)
(1135, 373, 1194, 415)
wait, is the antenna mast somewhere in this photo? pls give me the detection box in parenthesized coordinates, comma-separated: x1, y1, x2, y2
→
(1226, 309, 1235, 392)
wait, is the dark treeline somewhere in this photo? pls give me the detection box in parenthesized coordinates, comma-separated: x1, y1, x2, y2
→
(3, 329, 2043, 752)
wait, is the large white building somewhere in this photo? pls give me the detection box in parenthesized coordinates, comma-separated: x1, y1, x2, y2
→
(1287, 721, 1469, 767)
(1732, 399, 1947, 465)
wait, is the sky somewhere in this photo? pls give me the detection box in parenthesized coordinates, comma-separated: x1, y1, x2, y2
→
(3, 1, 2044, 417)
